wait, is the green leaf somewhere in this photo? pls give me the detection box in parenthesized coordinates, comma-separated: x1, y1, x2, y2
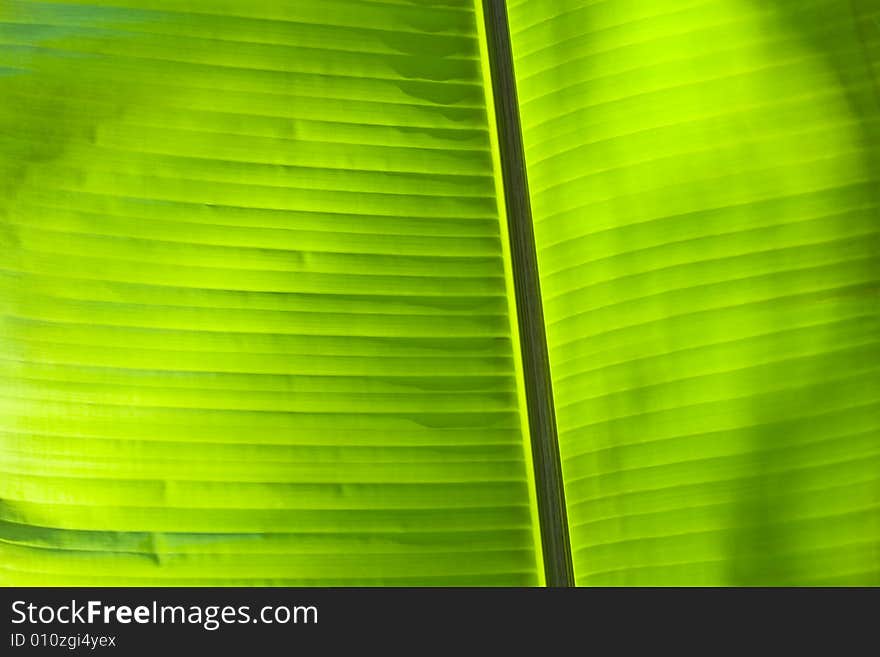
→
(507, 0, 880, 585)
(0, 0, 542, 585)
(2, 0, 878, 587)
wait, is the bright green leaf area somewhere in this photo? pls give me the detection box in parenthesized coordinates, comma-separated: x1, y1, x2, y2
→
(508, 0, 880, 585)
(0, 0, 542, 585)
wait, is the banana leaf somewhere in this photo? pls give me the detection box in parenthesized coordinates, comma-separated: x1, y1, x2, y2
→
(1, 0, 878, 586)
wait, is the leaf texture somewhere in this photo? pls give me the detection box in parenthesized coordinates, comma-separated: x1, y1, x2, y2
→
(507, 0, 880, 585)
(0, 0, 543, 585)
